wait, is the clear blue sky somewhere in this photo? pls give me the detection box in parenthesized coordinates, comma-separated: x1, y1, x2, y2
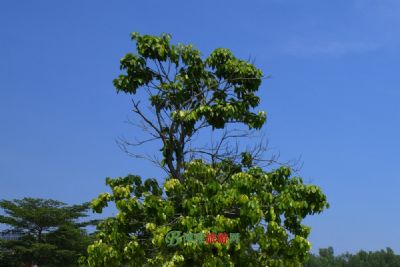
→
(1, 0, 399, 254)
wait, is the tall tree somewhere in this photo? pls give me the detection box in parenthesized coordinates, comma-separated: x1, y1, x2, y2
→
(0, 198, 94, 267)
(83, 33, 329, 266)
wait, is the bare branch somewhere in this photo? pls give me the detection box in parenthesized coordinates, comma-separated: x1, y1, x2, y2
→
(131, 100, 162, 136)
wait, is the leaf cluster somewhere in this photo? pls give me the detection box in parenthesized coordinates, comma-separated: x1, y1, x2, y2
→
(85, 160, 329, 266)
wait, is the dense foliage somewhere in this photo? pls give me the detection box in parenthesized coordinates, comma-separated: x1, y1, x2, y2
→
(305, 247, 400, 267)
(0, 198, 94, 267)
(85, 160, 328, 266)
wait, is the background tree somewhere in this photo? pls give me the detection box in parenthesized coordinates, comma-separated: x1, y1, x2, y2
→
(82, 33, 329, 266)
(0, 198, 95, 267)
(304, 247, 400, 267)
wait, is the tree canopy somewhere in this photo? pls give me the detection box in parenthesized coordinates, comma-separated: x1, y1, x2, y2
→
(82, 32, 329, 266)
(114, 32, 267, 181)
(86, 160, 328, 266)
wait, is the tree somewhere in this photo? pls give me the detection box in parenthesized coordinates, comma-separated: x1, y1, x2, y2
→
(83, 33, 329, 266)
(0, 198, 95, 267)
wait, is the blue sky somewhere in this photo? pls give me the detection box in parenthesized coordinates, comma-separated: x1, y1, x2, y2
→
(1, 0, 400, 254)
